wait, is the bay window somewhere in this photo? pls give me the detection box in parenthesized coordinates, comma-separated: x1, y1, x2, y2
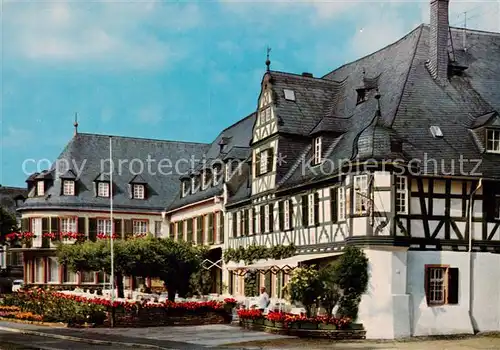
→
(354, 175, 369, 214)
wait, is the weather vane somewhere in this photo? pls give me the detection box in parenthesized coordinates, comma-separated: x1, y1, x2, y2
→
(266, 46, 271, 72)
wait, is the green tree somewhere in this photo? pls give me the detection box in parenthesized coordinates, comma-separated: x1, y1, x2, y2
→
(333, 246, 369, 320)
(188, 246, 213, 297)
(318, 263, 341, 317)
(0, 207, 18, 243)
(286, 265, 322, 317)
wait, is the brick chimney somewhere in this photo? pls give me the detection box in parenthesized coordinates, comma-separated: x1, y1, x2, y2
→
(428, 0, 450, 81)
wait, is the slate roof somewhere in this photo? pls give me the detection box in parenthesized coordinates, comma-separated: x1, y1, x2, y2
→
(165, 113, 256, 212)
(0, 186, 27, 218)
(272, 25, 500, 192)
(19, 133, 209, 212)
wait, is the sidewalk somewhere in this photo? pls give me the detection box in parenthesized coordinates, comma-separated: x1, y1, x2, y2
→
(0, 321, 201, 349)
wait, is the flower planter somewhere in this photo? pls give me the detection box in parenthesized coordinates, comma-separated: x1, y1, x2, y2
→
(349, 323, 364, 330)
(264, 320, 274, 327)
(289, 322, 300, 329)
(318, 323, 336, 330)
(274, 322, 284, 329)
(299, 321, 318, 330)
(254, 318, 264, 325)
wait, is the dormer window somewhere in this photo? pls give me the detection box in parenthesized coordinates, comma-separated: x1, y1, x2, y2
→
(36, 181, 45, 196)
(133, 184, 145, 199)
(202, 170, 211, 189)
(214, 164, 223, 185)
(356, 88, 367, 105)
(63, 180, 75, 196)
(486, 129, 500, 153)
(97, 182, 110, 197)
(191, 176, 200, 193)
(313, 137, 322, 165)
(181, 180, 189, 197)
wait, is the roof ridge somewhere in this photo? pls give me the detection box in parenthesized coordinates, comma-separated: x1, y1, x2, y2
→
(449, 25, 500, 36)
(270, 70, 341, 84)
(76, 132, 209, 145)
(322, 24, 424, 79)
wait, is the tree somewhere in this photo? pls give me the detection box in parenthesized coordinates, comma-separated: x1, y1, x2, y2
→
(188, 246, 212, 297)
(318, 263, 341, 317)
(333, 246, 369, 320)
(286, 265, 322, 317)
(0, 207, 18, 243)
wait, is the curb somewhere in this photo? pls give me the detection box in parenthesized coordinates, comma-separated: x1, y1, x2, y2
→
(0, 326, 176, 350)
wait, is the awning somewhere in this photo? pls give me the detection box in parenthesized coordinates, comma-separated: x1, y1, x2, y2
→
(243, 252, 342, 270)
(226, 260, 246, 270)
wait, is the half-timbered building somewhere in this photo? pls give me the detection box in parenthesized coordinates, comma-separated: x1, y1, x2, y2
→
(15, 129, 208, 290)
(223, 0, 500, 339)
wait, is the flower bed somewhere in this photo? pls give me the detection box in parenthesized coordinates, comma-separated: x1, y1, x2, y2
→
(1, 288, 236, 328)
(237, 310, 365, 339)
(0, 306, 43, 322)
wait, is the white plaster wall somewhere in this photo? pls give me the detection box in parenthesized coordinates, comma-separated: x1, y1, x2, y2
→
(407, 251, 474, 336)
(374, 171, 391, 187)
(169, 201, 221, 222)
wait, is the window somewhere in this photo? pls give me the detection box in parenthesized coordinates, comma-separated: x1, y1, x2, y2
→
(264, 205, 270, 233)
(154, 221, 162, 238)
(133, 220, 148, 235)
(81, 271, 95, 284)
(354, 175, 369, 214)
(31, 218, 42, 247)
(63, 265, 76, 283)
(61, 217, 77, 233)
(182, 181, 189, 197)
(396, 176, 408, 214)
(301, 195, 309, 227)
(213, 165, 223, 185)
(356, 89, 366, 104)
(308, 194, 315, 226)
(260, 150, 268, 174)
(98, 182, 110, 197)
(330, 188, 338, 223)
(260, 91, 272, 108)
(486, 129, 500, 153)
(284, 199, 291, 230)
(37, 181, 45, 196)
(35, 257, 44, 283)
(225, 162, 232, 181)
(425, 266, 459, 306)
(191, 176, 199, 193)
(133, 184, 145, 199)
(202, 170, 211, 189)
(63, 180, 75, 196)
(236, 211, 241, 237)
(313, 137, 322, 165)
(254, 207, 260, 234)
(268, 204, 274, 232)
(97, 219, 112, 235)
(284, 89, 295, 101)
(256, 149, 273, 176)
(338, 187, 346, 221)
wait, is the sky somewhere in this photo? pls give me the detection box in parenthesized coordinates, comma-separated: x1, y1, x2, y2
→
(1, 0, 499, 187)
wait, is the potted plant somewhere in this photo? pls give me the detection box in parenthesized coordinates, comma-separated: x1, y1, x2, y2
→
(267, 311, 286, 329)
(318, 316, 337, 330)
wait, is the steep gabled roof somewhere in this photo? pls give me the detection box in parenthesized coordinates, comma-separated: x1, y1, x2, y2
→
(20, 133, 209, 212)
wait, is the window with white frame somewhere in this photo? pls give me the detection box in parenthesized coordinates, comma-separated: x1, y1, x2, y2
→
(236, 211, 241, 237)
(260, 90, 272, 108)
(260, 107, 271, 124)
(48, 257, 59, 283)
(63, 266, 77, 283)
(284, 200, 291, 230)
(396, 176, 408, 214)
(61, 217, 77, 233)
(97, 182, 110, 197)
(97, 219, 112, 235)
(37, 181, 45, 196)
(154, 221, 162, 237)
(202, 170, 211, 189)
(35, 257, 44, 283)
(259, 150, 269, 174)
(264, 205, 270, 232)
(225, 162, 231, 181)
(81, 270, 95, 284)
(31, 218, 42, 246)
(182, 181, 189, 197)
(353, 175, 369, 214)
(313, 137, 322, 165)
(254, 207, 260, 233)
(63, 180, 75, 196)
(308, 194, 315, 225)
(133, 220, 148, 235)
(133, 184, 145, 199)
(486, 129, 500, 153)
(338, 187, 346, 221)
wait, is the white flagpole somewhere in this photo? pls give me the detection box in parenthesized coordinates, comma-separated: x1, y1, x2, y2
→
(109, 136, 115, 303)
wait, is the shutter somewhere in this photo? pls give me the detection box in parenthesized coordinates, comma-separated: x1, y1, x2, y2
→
(301, 195, 308, 227)
(424, 267, 431, 305)
(448, 268, 459, 304)
(196, 217, 203, 243)
(269, 204, 274, 232)
(50, 217, 59, 234)
(266, 148, 274, 173)
(178, 221, 184, 241)
(245, 210, 250, 236)
(278, 201, 284, 231)
(232, 213, 237, 238)
(314, 192, 320, 225)
(255, 152, 261, 176)
(187, 219, 193, 243)
(88, 218, 97, 242)
(114, 219, 122, 238)
(124, 220, 133, 239)
(229, 272, 234, 295)
(170, 223, 175, 240)
(42, 218, 49, 234)
(265, 271, 272, 297)
(276, 271, 282, 299)
(208, 213, 214, 244)
(260, 206, 265, 234)
(288, 199, 293, 229)
(330, 188, 338, 223)
(219, 212, 224, 243)
(21, 218, 29, 232)
(78, 218, 85, 236)
(239, 211, 245, 237)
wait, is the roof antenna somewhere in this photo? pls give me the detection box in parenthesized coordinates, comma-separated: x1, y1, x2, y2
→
(462, 11, 467, 52)
(266, 46, 271, 72)
(74, 112, 79, 136)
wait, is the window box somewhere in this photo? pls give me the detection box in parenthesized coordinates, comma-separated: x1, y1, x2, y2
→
(254, 318, 264, 325)
(274, 321, 284, 329)
(264, 319, 274, 327)
(299, 321, 318, 330)
(318, 323, 336, 330)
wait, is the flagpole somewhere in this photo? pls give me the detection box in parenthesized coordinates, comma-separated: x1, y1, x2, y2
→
(109, 136, 115, 305)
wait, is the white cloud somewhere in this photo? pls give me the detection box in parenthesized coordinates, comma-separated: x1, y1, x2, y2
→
(137, 105, 164, 125)
(2, 1, 202, 70)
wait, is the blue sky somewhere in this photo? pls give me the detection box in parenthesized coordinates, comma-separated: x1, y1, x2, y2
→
(1, 0, 499, 187)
